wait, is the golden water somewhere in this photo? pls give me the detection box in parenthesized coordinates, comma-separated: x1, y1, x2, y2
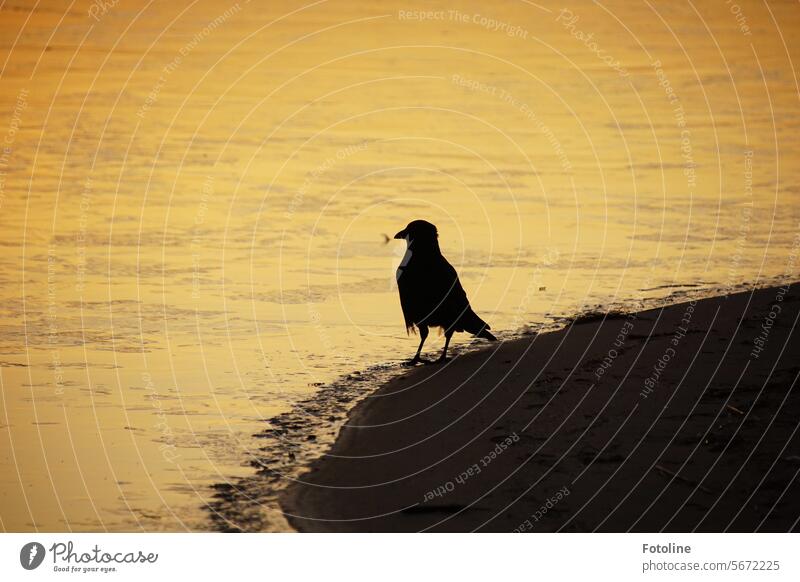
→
(0, 0, 798, 531)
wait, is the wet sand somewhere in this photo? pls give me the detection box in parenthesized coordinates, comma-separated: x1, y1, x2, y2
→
(280, 283, 800, 532)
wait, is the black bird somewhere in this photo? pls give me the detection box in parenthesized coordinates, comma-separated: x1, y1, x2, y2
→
(394, 220, 497, 364)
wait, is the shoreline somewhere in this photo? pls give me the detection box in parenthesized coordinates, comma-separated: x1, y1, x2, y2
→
(279, 282, 800, 532)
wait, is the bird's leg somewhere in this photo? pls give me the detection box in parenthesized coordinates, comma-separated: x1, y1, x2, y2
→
(437, 330, 453, 363)
(405, 325, 429, 365)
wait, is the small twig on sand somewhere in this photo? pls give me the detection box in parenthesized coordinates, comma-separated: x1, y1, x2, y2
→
(654, 464, 714, 494)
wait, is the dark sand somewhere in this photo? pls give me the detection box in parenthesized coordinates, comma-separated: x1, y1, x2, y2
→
(280, 283, 800, 532)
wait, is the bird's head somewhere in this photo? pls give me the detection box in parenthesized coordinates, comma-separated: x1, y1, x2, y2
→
(394, 220, 439, 248)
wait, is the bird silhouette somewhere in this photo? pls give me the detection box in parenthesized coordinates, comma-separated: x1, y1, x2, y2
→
(394, 220, 497, 365)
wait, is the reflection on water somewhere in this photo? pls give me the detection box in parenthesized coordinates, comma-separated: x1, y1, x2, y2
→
(0, 0, 798, 531)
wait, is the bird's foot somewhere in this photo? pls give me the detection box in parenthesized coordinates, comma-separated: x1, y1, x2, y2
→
(435, 356, 451, 364)
(404, 357, 430, 366)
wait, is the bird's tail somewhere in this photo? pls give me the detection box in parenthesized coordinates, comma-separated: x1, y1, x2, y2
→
(461, 310, 497, 341)
(476, 327, 497, 341)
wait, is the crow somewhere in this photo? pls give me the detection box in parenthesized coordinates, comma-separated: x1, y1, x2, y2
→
(394, 220, 497, 365)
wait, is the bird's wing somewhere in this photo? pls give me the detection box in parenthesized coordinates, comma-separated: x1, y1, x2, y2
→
(437, 259, 470, 310)
(435, 258, 492, 334)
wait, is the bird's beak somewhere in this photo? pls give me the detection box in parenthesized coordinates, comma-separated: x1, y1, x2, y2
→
(393, 229, 407, 240)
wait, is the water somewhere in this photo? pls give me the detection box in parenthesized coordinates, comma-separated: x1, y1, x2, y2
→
(1, 0, 798, 531)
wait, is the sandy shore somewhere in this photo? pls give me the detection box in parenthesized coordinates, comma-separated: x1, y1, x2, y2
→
(280, 283, 800, 532)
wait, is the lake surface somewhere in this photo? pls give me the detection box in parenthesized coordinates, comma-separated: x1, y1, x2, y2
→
(0, 0, 798, 531)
